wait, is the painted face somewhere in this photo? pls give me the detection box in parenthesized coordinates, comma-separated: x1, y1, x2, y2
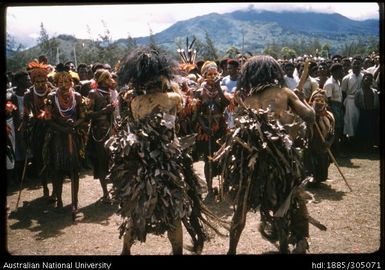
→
(204, 67, 219, 84)
(312, 94, 326, 112)
(57, 75, 73, 91)
(99, 73, 116, 89)
(34, 77, 48, 92)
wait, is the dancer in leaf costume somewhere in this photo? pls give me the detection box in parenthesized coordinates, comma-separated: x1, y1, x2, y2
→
(107, 46, 227, 255)
(215, 55, 316, 254)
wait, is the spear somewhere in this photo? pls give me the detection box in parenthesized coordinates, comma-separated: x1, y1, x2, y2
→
(207, 102, 213, 198)
(314, 123, 352, 192)
(14, 154, 29, 211)
(68, 130, 78, 221)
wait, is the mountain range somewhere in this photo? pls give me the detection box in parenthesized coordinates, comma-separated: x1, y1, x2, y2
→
(129, 9, 379, 53)
(8, 9, 380, 59)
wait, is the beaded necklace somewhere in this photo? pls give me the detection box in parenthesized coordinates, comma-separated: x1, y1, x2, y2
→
(54, 89, 77, 118)
(32, 87, 47, 115)
(33, 86, 49, 97)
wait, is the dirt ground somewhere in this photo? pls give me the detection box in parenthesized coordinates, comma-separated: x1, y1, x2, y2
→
(4, 148, 383, 258)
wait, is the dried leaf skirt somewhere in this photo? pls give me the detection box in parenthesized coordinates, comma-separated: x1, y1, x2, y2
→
(216, 107, 309, 241)
(106, 113, 223, 243)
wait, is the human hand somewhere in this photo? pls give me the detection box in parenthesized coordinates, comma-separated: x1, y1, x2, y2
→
(294, 88, 305, 101)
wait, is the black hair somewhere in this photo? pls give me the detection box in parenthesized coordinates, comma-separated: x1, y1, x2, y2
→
(56, 63, 70, 73)
(329, 63, 343, 74)
(117, 46, 177, 94)
(238, 55, 285, 95)
(332, 54, 342, 60)
(14, 70, 30, 83)
(77, 63, 88, 70)
(284, 62, 295, 68)
(352, 55, 363, 62)
(91, 62, 105, 73)
(220, 58, 229, 68)
(227, 59, 240, 68)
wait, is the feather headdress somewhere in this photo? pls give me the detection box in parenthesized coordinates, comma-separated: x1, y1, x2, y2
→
(177, 36, 197, 65)
(27, 60, 49, 82)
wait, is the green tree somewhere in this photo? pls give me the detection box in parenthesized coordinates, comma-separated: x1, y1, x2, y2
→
(223, 46, 240, 59)
(37, 22, 59, 63)
(148, 26, 159, 50)
(92, 20, 126, 67)
(263, 48, 278, 59)
(321, 43, 331, 59)
(206, 32, 218, 60)
(280, 47, 297, 60)
(6, 33, 16, 52)
(309, 38, 322, 56)
(263, 41, 280, 59)
(365, 35, 379, 55)
(6, 44, 34, 72)
(192, 33, 218, 61)
(340, 38, 367, 57)
(126, 34, 137, 51)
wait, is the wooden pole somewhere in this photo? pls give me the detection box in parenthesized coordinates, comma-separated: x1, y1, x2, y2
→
(15, 156, 29, 210)
(314, 122, 353, 192)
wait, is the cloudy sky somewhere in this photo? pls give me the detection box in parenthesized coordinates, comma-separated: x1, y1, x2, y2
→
(6, 3, 380, 48)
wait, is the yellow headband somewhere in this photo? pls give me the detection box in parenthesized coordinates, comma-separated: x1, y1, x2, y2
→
(201, 61, 217, 76)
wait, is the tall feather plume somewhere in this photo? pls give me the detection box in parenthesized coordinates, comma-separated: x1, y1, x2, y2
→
(177, 36, 197, 65)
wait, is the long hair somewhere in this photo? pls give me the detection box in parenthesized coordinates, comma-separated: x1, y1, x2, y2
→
(238, 55, 285, 96)
(117, 46, 177, 95)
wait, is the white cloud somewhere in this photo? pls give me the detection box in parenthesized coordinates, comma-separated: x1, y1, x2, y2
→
(6, 3, 379, 47)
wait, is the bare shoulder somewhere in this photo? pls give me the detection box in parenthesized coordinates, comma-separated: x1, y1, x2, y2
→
(87, 89, 98, 98)
(131, 92, 183, 120)
(326, 111, 335, 122)
(166, 91, 183, 104)
(281, 86, 296, 96)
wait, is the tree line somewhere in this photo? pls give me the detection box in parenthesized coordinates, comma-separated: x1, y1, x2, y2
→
(6, 22, 379, 72)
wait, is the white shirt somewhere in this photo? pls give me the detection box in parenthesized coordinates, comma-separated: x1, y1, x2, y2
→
(221, 76, 237, 93)
(341, 72, 363, 96)
(303, 76, 319, 101)
(284, 75, 299, 90)
(324, 76, 342, 103)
